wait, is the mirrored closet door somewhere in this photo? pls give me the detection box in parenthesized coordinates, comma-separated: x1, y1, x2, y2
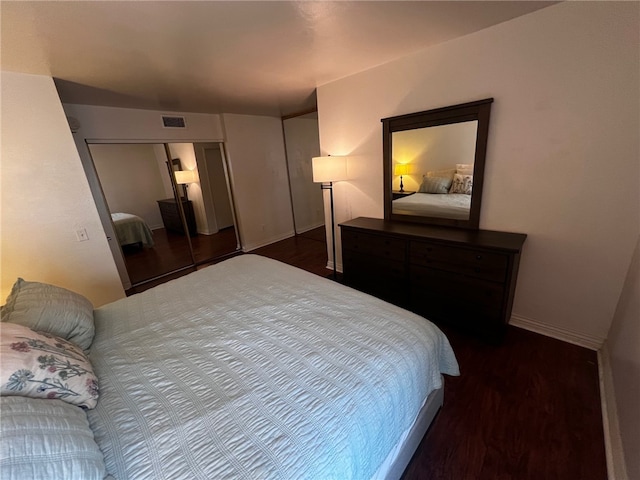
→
(87, 141, 240, 292)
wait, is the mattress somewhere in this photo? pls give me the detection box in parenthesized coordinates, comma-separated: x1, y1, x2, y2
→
(110, 212, 154, 247)
(88, 255, 459, 479)
(393, 192, 471, 219)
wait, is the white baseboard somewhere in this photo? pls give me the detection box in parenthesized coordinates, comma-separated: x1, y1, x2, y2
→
(326, 259, 343, 273)
(512, 316, 627, 479)
(598, 344, 629, 480)
(509, 314, 604, 350)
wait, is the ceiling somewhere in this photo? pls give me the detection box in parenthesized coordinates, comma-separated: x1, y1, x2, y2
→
(1, 1, 557, 116)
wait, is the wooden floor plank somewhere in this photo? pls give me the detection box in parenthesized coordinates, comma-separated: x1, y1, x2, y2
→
(401, 326, 607, 480)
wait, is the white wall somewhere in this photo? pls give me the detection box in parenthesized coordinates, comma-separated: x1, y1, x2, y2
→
(606, 235, 640, 480)
(89, 144, 167, 229)
(63, 104, 224, 141)
(316, 2, 639, 346)
(222, 113, 294, 250)
(1, 72, 124, 306)
(283, 114, 324, 233)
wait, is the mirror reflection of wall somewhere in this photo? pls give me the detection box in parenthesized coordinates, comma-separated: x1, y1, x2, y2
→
(193, 143, 238, 239)
(282, 111, 324, 235)
(88, 142, 240, 292)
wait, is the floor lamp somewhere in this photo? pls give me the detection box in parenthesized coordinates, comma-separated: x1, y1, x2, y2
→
(312, 155, 348, 280)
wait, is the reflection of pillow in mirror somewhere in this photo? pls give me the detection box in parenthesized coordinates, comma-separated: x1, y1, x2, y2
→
(450, 174, 473, 194)
(456, 163, 474, 175)
(419, 176, 452, 194)
(426, 168, 456, 180)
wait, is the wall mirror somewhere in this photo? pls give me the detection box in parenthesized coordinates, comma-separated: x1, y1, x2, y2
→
(383, 98, 493, 229)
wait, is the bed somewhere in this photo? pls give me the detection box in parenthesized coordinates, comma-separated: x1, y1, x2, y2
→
(393, 192, 471, 220)
(0, 255, 459, 480)
(110, 212, 154, 247)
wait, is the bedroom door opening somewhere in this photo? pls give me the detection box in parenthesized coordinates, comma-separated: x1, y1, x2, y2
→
(86, 142, 241, 292)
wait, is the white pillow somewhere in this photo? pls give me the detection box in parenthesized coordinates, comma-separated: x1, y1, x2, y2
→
(456, 163, 474, 175)
(426, 168, 456, 181)
(1, 323, 99, 409)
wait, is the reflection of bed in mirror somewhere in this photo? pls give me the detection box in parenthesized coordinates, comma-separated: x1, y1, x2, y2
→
(110, 212, 154, 248)
(392, 193, 471, 220)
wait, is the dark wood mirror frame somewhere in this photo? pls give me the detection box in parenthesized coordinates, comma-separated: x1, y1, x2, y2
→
(383, 98, 493, 230)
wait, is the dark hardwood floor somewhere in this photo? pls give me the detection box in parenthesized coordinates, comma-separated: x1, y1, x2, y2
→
(122, 226, 239, 288)
(122, 225, 607, 479)
(250, 226, 330, 277)
(402, 326, 606, 480)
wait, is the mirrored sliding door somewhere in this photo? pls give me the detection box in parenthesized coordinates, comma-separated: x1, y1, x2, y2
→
(87, 141, 240, 291)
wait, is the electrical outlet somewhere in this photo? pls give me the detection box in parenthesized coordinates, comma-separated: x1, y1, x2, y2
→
(76, 228, 89, 242)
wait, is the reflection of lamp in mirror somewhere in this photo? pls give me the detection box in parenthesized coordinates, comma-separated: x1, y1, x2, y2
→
(312, 155, 348, 280)
(394, 164, 411, 192)
(175, 170, 199, 201)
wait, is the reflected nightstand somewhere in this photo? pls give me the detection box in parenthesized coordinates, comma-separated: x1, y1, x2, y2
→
(392, 190, 416, 200)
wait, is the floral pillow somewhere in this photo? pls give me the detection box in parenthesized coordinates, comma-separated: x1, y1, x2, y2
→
(0, 323, 99, 409)
(450, 173, 473, 194)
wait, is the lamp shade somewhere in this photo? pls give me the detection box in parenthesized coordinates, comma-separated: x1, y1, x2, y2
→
(394, 164, 411, 176)
(174, 170, 198, 184)
(312, 156, 348, 183)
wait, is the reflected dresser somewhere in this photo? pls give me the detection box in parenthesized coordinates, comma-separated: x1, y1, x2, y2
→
(340, 217, 526, 342)
(157, 198, 197, 236)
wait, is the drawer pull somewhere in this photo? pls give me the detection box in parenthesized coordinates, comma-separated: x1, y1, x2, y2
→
(476, 255, 483, 260)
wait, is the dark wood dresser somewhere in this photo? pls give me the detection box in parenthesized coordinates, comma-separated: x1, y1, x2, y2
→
(340, 217, 526, 342)
(157, 198, 197, 236)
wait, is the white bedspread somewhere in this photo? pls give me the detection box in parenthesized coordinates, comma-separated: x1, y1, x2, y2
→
(110, 212, 154, 247)
(393, 192, 471, 219)
(89, 255, 459, 480)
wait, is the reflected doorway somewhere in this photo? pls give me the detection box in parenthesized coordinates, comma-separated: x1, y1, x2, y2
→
(87, 142, 240, 290)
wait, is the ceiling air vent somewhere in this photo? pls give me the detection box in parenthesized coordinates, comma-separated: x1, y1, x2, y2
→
(161, 115, 186, 128)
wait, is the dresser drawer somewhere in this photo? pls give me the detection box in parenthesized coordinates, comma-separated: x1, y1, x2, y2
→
(343, 253, 407, 305)
(339, 217, 526, 343)
(343, 250, 406, 281)
(342, 230, 406, 262)
(410, 264, 505, 313)
(410, 241, 508, 283)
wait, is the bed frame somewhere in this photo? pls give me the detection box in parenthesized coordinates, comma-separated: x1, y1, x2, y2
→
(383, 386, 443, 479)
